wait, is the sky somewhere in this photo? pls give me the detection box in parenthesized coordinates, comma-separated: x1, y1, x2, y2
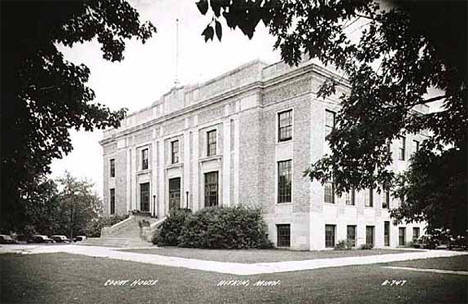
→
(50, 0, 281, 196)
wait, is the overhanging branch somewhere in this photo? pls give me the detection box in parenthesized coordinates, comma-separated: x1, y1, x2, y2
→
(412, 95, 447, 106)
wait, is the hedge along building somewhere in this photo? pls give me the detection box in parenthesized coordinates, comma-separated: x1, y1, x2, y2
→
(100, 59, 426, 250)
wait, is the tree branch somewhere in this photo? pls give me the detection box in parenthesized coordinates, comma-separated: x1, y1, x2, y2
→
(355, 13, 377, 21)
(412, 95, 447, 106)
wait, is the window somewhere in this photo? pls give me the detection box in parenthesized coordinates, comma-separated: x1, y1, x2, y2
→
(277, 160, 292, 203)
(413, 140, 420, 154)
(204, 171, 218, 207)
(398, 176, 405, 207)
(384, 221, 390, 246)
(345, 189, 355, 205)
(398, 136, 406, 160)
(171, 140, 179, 164)
(168, 178, 181, 210)
(399, 227, 406, 246)
(110, 188, 115, 215)
(140, 183, 150, 212)
(324, 182, 335, 204)
(366, 226, 375, 247)
(383, 190, 390, 209)
(325, 110, 335, 138)
(207, 130, 217, 156)
(276, 224, 291, 247)
(365, 188, 373, 207)
(141, 148, 149, 170)
(413, 227, 420, 241)
(110, 159, 115, 178)
(325, 225, 336, 248)
(347, 225, 356, 247)
(278, 110, 292, 142)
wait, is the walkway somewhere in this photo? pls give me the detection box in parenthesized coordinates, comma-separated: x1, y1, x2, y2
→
(1, 244, 466, 276)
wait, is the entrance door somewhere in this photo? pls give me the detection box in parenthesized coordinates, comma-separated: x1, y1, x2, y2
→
(168, 178, 181, 211)
(366, 226, 375, 247)
(140, 183, 150, 212)
(384, 221, 390, 246)
(399, 227, 406, 246)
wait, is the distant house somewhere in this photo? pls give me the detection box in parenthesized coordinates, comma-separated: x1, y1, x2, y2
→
(100, 59, 426, 250)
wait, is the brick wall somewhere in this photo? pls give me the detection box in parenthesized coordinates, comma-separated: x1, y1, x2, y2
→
(100, 59, 426, 250)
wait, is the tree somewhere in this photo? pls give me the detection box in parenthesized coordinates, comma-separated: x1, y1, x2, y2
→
(0, 1, 156, 231)
(23, 178, 61, 236)
(196, 0, 467, 236)
(19, 173, 102, 237)
(56, 172, 102, 238)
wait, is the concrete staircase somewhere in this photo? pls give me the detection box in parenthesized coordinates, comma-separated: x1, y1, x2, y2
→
(82, 215, 165, 248)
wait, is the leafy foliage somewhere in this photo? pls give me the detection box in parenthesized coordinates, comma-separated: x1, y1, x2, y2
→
(56, 172, 102, 238)
(198, 1, 467, 237)
(21, 178, 61, 236)
(86, 214, 130, 238)
(391, 147, 467, 236)
(334, 240, 353, 250)
(157, 209, 192, 246)
(177, 206, 273, 249)
(2, 172, 104, 237)
(360, 243, 374, 250)
(1, 1, 156, 232)
(153, 206, 273, 249)
(151, 228, 161, 245)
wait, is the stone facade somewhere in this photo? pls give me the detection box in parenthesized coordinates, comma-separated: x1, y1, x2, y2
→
(100, 59, 426, 250)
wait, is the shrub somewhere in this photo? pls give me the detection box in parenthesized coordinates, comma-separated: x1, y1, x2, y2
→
(177, 206, 273, 249)
(360, 243, 374, 250)
(157, 209, 191, 246)
(85, 214, 129, 237)
(151, 228, 160, 245)
(334, 240, 353, 250)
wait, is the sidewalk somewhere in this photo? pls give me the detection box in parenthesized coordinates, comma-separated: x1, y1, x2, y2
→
(1, 244, 466, 276)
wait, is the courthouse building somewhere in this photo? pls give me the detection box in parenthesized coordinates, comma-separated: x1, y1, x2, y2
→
(100, 59, 426, 250)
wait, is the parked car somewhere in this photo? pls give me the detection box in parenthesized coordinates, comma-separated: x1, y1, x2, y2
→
(73, 235, 87, 242)
(14, 234, 27, 243)
(448, 235, 467, 250)
(0, 234, 17, 244)
(27, 235, 55, 244)
(50, 235, 71, 243)
(417, 230, 467, 250)
(415, 235, 437, 249)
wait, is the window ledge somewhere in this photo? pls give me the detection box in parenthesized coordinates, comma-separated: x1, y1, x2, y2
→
(137, 169, 151, 175)
(276, 202, 293, 205)
(199, 155, 222, 163)
(166, 163, 183, 169)
(277, 139, 292, 145)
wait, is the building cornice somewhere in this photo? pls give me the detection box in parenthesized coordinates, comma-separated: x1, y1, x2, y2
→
(100, 61, 349, 146)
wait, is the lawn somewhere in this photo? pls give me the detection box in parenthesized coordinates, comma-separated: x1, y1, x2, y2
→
(1, 253, 466, 304)
(381, 255, 468, 272)
(119, 247, 420, 263)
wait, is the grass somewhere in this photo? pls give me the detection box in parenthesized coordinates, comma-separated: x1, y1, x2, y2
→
(381, 255, 468, 271)
(1, 253, 466, 304)
(119, 246, 420, 263)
